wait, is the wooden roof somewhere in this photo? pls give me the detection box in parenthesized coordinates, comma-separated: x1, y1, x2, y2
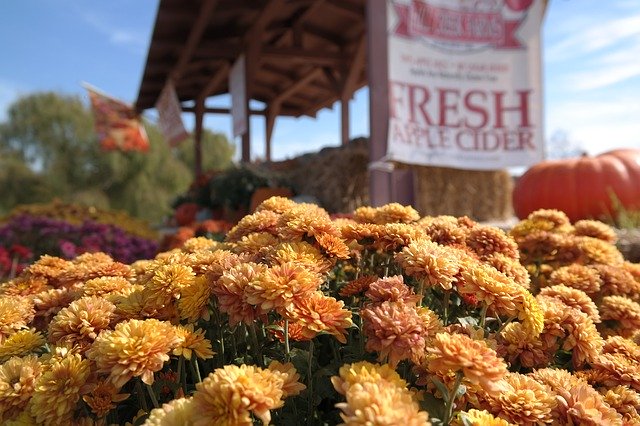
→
(136, 0, 367, 117)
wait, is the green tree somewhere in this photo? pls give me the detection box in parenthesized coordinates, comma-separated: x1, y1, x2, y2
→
(176, 130, 236, 173)
(0, 92, 234, 223)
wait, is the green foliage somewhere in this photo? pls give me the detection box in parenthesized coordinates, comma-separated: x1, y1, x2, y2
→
(0, 92, 235, 223)
(208, 165, 271, 211)
(608, 191, 640, 229)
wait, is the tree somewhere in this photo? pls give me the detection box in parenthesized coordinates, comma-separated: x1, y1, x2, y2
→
(0, 92, 234, 223)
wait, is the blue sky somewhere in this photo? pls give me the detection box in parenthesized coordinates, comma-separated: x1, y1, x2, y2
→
(1, 0, 639, 161)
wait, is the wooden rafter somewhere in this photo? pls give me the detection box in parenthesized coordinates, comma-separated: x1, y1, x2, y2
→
(272, 68, 323, 105)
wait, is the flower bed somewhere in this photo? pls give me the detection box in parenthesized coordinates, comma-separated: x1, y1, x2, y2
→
(0, 198, 639, 425)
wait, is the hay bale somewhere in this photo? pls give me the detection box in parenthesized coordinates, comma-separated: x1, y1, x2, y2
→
(413, 166, 513, 221)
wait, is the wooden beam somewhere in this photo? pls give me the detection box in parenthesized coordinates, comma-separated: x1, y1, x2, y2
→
(197, 62, 230, 103)
(342, 34, 367, 98)
(272, 68, 323, 105)
(326, 0, 365, 19)
(183, 106, 267, 115)
(262, 46, 346, 66)
(171, 0, 220, 82)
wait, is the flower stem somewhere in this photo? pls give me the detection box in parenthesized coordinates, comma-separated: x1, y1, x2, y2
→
(307, 339, 315, 425)
(284, 319, 291, 363)
(176, 356, 185, 396)
(146, 383, 159, 409)
(496, 316, 516, 335)
(135, 379, 149, 413)
(192, 357, 203, 383)
(443, 371, 463, 424)
(443, 289, 451, 325)
(479, 303, 489, 330)
(249, 322, 265, 367)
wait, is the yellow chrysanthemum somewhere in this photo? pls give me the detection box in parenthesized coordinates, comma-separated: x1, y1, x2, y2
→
(331, 361, 408, 395)
(226, 210, 281, 243)
(0, 355, 42, 422)
(232, 232, 280, 262)
(81, 276, 132, 298)
(142, 263, 196, 307)
(87, 319, 180, 388)
(178, 275, 212, 322)
(267, 241, 334, 275)
(428, 332, 507, 394)
(28, 353, 91, 426)
(497, 322, 549, 369)
(0, 330, 45, 363)
(47, 296, 115, 353)
(454, 409, 514, 426)
(395, 239, 462, 291)
(254, 196, 297, 215)
(144, 397, 196, 426)
(573, 219, 618, 243)
(0, 297, 35, 342)
(181, 237, 220, 253)
(173, 324, 215, 360)
(371, 223, 426, 252)
(484, 372, 557, 425)
(82, 380, 129, 418)
(267, 361, 306, 398)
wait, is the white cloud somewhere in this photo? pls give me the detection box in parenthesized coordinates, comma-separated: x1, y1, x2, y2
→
(82, 13, 147, 54)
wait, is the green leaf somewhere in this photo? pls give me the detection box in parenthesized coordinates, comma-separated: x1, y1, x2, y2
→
(431, 378, 450, 400)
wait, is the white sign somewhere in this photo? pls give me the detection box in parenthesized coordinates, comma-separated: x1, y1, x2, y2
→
(155, 80, 189, 146)
(386, 0, 545, 170)
(230, 55, 247, 137)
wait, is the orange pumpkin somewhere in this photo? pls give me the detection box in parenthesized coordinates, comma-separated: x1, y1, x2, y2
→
(513, 149, 640, 221)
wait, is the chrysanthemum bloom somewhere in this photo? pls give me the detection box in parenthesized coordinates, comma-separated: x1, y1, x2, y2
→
(269, 319, 312, 342)
(497, 322, 549, 369)
(454, 409, 514, 426)
(255, 196, 298, 214)
(142, 263, 196, 307)
(515, 231, 575, 265)
(371, 203, 421, 224)
(601, 385, 640, 424)
(573, 220, 618, 243)
(623, 261, 640, 282)
(603, 336, 640, 362)
(192, 364, 289, 426)
(111, 284, 178, 322)
(361, 300, 427, 367)
(284, 291, 353, 344)
(590, 352, 640, 391)
(331, 361, 408, 395)
(466, 225, 520, 260)
(267, 241, 334, 275)
(0, 355, 42, 422)
(539, 285, 600, 323)
(277, 205, 338, 242)
(87, 318, 180, 388)
(21, 255, 72, 287)
(144, 397, 196, 426)
(484, 253, 531, 289)
(371, 223, 426, 252)
(575, 236, 625, 266)
(0, 330, 45, 363)
(81, 276, 132, 298)
(339, 275, 378, 297)
(527, 209, 573, 230)
(201, 249, 244, 283)
(246, 262, 321, 313)
(427, 332, 507, 395)
(267, 361, 306, 398)
(482, 372, 557, 425)
(592, 264, 640, 300)
(339, 222, 380, 247)
(395, 239, 462, 291)
(314, 232, 351, 259)
(0, 275, 48, 298)
(419, 216, 468, 246)
(178, 275, 212, 322)
(353, 206, 378, 223)
(335, 380, 431, 426)
(181, 236, 220, 253)
(213, 262, 266, 326)
(232, 232, 280, 262)
(365, 275, 421, 304)
(548, 264, 602, 296)
(57, 254, 134, 288)
(0, 297, 35, 342)
(47, 296, 115, 353)
(173, 324, 215, 360)
(226, 210, 281, 243)
(530, 368, 622, 425)
(29, 353, 92, 425)
(82, 380, 129, 418)
(599, 296, 640, 338)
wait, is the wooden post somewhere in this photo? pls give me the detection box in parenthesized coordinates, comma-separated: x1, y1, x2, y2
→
(194, 98, 204, 177)
(340, 95, 349, 145)
(265, 104, 280, 161)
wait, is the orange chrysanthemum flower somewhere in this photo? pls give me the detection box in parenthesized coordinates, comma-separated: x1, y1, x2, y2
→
(483, 372, 557, 425)
(395, 239, 462, 291)
(0, 330, 45, 363)
(232, 232, 280, 262)
(81, 276, 132, 298)
(365, 275, 421, 304)
(353, 206, 378, 223)
(178, 275, 212, 322)
(246, 262, 321, 313)
(47, 296, 115, 353)
(339, 275, 378, 297)
(225, 210, 281, 243)
(82, 379, 129, 418)
(603, 336, 640, 362)
(213, 262, 266, 327)
(590, 352, 640, 391)
(455, 409, 514, 426)
(267, 361, 306, 398)
(0, 276, 48, 298)
(277, 205, 338, 242)
(142, 263, 196, 307)
(601, 385, 640, 424)
(484, 253, 531, 289)
(331, 361, 408, 395)
(29, 353, 92, 425)
(539, 284, 600, 323)
(466, 225, 519, 260)
(0, 355, 42, 422)
(371, 223, 426, 252)
(255, 196, 297, 214)
(173, 324, 215, 360)
(573, 220, 618, 243)
(575, 236, 624, 266)
(497, 322, 549, 369)
(21, 255, 72, 287)
(548, 264, 602, 296)
(181, 236, 221, 253)
(87, 319, 180, 388)
(314, 233, 351, 259)
(285, 291, 353, 344)
(419, 216, 468, 246)
(371, 203, 420, 224)
(362, 301, 427, 367)
(427, 332, 507, 395)
(0, 297, 35, 342)
(267, 241, 334, 275)
(593, 264, 640, 300)
(599, 295, 640, 338)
